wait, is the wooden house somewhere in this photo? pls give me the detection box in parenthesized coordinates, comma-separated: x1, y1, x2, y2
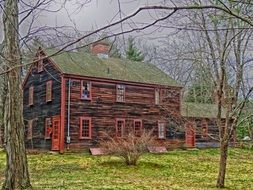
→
(181, 102, 226, 148)
(22, 42, 226, 153)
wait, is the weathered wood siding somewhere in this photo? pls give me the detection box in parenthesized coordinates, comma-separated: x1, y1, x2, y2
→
(185, 117, 220, 148)
(63, 78, 183, 149)
(23, 58, 61, 149)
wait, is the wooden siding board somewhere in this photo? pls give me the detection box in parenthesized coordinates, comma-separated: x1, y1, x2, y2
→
(23, 58, 61, 149)
(64, 78, 183, 148)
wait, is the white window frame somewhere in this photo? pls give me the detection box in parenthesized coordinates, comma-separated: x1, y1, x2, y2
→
(81, 81, 91, 100)
(158, 122, 166, 139)
(116, 84, 125, 102)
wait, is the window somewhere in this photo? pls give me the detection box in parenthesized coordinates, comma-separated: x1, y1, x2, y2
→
(28, 86, 34, 106)
(155, 89, 160, 105)
(45, 118, 52, 139)
(79, 117, 92, 139)
(46, 80, 52, 102)
(27, 120, 33, 140)
(81, 81, 91, 100)
(116, 119, 125, 137)
(158, 122, 166, 139)
(116, 84, 125, 102)
(37, 55, 43, 72)
(134, 119, 142, 137)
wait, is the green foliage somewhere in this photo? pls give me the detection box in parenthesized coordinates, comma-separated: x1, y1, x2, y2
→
(185, 68, 214, 104)
(126, 36, 144, 62)
(0, 149, 252, 189)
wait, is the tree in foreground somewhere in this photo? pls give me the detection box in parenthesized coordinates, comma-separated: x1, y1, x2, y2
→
(2, 0, 31, 189)
(179, 1, 253, 187)
(101, 130, 154, 166)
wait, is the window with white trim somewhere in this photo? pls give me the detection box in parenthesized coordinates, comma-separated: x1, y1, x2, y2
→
(81, 81, 91, 100)
(158, 122, 166, 139)
(116, 84, 125, 102)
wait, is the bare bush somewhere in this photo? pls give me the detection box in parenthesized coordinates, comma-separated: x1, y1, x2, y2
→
(101, 130, 154, 166)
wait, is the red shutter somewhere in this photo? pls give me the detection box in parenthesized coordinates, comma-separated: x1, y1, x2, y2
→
(46, 80, 52, 102)
(28, 86, 34, 106)
(37, 57, 43, 72)
(27, 120, 33, 140)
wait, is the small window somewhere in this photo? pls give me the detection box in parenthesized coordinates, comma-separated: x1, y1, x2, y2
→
(116, 119, 125, 137)
(45, 118, 52, 139)
(116, 84, 125, 102)
(81, 81, 91, 100)
(28, 86, 34, 106)
(79, 117, 92, 139)
(134, 119, 142, 137)
(27, 120, 33, 140)
(155, 89, 160, 105)
(158, 122, 166, 139)
(37, 56, 43, 73)
(46, 80, 52, 102)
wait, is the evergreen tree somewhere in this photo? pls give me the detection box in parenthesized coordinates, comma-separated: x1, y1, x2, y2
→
(126, 36, 144, 62)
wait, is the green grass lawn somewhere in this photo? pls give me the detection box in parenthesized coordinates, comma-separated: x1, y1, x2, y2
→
(0, 148, 252, 190)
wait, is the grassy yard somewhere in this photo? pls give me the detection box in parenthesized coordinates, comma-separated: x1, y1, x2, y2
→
(0, 148, 252, 190)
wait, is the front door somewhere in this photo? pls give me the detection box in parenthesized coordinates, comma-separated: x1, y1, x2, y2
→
(185, 122, 195, 147)
(52, 116, 61, 151)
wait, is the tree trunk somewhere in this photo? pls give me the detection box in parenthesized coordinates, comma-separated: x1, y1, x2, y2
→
(216, 141, 228, 188)
(2, 0, 32, 189)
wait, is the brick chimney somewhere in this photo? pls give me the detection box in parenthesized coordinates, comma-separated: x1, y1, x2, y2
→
(90, 41, 110, 57)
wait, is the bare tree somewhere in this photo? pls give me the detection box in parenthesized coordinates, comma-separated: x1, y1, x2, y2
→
(170, 1, 253, 187)
(1, 0, 253, 189)
(2, 0, 32, 189)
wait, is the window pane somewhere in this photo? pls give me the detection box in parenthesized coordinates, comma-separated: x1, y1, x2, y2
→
(82, 119, 90, 138)
(117, 120, 124, 137)
(81, 81, 91, 99)
(134, 121, 142, 136)
(116, 85, 125, 102)
(158, 123, 165, 139)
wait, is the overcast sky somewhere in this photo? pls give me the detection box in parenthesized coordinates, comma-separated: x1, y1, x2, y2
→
(0, 0, 170, 43)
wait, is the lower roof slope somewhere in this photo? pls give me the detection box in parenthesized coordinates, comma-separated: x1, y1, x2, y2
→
(46, 50, 181, 87)
(181, 102, 226, 119)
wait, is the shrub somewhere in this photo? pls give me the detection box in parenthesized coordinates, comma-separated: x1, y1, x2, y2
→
(101, 130, 154, 165)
